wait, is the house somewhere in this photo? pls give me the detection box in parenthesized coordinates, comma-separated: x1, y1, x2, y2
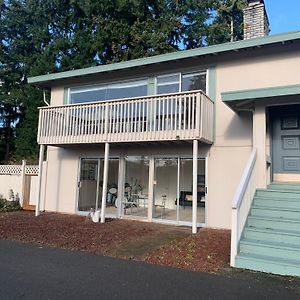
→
(29, 0, 300, 276)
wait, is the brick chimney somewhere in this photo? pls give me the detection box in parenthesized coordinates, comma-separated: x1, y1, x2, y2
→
(243, 0, 270, 39)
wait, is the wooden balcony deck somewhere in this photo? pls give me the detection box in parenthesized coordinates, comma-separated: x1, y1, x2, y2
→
(37, 90, 214, 145)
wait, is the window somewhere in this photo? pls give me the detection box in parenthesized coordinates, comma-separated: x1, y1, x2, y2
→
(69, 79, 148, 104)
(181, 72, 206, 93)
(156, 71, 207, 95)
(156, 74, 180, 95)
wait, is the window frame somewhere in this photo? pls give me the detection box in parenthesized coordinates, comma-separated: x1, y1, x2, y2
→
(68, 77, 149, 104)
(155, 70, 207, 95)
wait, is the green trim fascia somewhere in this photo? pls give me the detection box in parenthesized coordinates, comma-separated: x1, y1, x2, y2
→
(28, 30, 300, 86)
(208, 66, 217, 142)
(222, 84, 300, 102)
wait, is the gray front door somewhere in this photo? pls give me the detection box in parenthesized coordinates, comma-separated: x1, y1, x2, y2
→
(272, 105, 300, 182)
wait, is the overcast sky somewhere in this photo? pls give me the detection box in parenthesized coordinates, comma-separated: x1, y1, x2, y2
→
(265, 0, 300, 34)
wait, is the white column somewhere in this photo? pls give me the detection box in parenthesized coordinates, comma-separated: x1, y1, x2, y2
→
(176, 157, 180, 223)
(192, 140, 198, 234)
(148, 157, 154, 221)
(35, 145, 45, 217)
(100, 143, 110, 223)
(253, 104, 266, 188)
(20, 159, 26, 207)
(117, 156, 125, 218)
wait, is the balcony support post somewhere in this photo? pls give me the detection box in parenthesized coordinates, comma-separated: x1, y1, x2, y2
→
(192, 139, 198, 234)
(35, 144, 45, 217)
(117, 156, 125, 218)
(100, 142, 110, 223)
(148, 157, 154, 221)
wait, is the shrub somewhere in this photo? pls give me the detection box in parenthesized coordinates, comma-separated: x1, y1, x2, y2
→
(0, 196, 22, 212)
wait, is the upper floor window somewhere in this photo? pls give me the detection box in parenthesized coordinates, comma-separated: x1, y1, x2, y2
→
(156, 71, 206, 95)
(69, 79, 148, 104)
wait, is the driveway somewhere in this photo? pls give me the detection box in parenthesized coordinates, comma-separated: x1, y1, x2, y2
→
(0, 240, 299, 300)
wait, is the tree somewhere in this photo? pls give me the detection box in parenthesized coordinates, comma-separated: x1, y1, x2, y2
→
(208, 0, 247, 45)
(0, 0, 246, 162)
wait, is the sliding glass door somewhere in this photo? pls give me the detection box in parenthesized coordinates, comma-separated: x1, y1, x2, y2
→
(179, 158, 206, 224)
(153, 157, 206, 225)
(123, 156, 149, 218)
(78, 159, 100, 212)
(77, 158, 119, 216)
(154, 158, 178, 221)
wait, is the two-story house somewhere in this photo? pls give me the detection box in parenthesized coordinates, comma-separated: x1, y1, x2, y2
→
(29, 0, 300, 276)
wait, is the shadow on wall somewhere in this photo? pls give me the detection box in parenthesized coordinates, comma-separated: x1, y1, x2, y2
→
(223, 111, 253, 142)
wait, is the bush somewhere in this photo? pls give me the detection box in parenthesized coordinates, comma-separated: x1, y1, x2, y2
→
(0, 197, 22, 212)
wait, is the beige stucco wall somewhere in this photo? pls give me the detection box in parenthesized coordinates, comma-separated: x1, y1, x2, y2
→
(50, 87, 64, 106)
(206, 49, 300, 228)
(43, 46, 300, 229)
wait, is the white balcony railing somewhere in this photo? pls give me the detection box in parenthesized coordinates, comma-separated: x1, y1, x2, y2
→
(37, 90, 214, 145)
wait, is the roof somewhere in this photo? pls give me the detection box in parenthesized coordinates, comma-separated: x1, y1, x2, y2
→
(222, 84, 300, 102)
(222, 84, 300, 110)
(28, 30, 300, 88)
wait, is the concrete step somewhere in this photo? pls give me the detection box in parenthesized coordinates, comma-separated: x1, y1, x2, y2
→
(239, 238, 300, 260)
(247, 215, 300, 232)
(256, 189, 300, 200)
(235, 253, 300, 276)
(250, 205, 300, 220)
(268, 182, 300, 192)
(243, 227, 300, 246)
(253, 197, 300, 210)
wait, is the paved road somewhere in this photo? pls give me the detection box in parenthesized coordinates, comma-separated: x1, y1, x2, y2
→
(0, 240, 299, 300)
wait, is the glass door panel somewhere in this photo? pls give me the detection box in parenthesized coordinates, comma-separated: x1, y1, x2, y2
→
(78, 159, 99, 212)
(105, 158, 119, 216)
(154, 158, 178, 221)
(179, 158, 205, 224)
(123, 156, 149, 218)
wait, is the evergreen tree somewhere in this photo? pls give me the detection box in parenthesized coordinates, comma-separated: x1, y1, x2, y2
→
(0, 0, 246, 162)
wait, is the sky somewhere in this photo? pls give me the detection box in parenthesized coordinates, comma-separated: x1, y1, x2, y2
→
(265, 0, 300, 34)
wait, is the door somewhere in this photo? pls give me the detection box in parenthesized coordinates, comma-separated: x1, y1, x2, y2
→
(154, 158, 178, 222)
(272, 105, 300, 182)
(78, 159, 100, 212)
(153, 157, 206, 225)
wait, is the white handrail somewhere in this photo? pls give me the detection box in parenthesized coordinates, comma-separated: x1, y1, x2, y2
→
(232, 149, 257, 209)
(230, 148, 257, 266)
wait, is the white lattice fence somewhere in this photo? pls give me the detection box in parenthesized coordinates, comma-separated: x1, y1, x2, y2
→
(0, 162, 40, 206)
(25, 165, 39, 176)
(0, 165, 22, 175)
(0, 164, 39, 176)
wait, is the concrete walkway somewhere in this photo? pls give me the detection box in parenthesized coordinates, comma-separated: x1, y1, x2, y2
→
(0, 240, 299, 300)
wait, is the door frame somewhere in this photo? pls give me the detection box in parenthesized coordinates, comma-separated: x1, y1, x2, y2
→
(75, 156, 120, 216)
(270, 104, 300, 183)
(151, 155, 208, 227)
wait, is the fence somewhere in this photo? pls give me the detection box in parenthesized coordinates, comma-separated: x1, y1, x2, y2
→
(0, 161, 43, 207)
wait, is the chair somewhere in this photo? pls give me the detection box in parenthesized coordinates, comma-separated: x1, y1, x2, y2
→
(154, 195, 166, 219)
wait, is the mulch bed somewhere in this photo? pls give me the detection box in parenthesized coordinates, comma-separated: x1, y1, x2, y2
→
(0, 211, 231, 273)
(0, 211, 164, 255)
(144, 228, 231, 273)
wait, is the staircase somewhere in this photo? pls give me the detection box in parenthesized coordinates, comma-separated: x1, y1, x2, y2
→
(235, 182, 300, 276)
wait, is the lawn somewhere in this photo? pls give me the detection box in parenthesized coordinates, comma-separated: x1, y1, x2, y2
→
(0, 211, 231, 273)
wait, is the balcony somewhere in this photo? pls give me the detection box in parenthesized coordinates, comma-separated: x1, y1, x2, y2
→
(37, 90, 214, 145)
